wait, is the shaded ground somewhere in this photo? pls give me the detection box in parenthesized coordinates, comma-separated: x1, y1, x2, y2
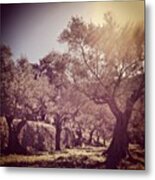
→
(0, 145, 144, 169)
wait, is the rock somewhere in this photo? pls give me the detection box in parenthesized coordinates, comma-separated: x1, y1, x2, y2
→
(18, 121, 55, 154)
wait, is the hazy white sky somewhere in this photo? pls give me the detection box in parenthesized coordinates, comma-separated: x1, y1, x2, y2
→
(1, 1, 144, 63)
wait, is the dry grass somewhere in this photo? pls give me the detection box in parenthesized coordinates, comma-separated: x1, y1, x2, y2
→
(0, 147, 106, 168)
(0, 145, 144, 169)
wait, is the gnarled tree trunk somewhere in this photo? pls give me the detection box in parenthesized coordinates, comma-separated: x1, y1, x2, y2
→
(55, 125, 61, 151)
(5, 116, 27, 154)
(5, 115, 14, 154)
(54, 114, 62, 151)
(105, 113, 129, 169)
(88, 128, 95, 145)
(105, 97, 133, 169)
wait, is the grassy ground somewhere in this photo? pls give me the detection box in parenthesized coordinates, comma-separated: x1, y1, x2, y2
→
(0, 147, 106, 169)
(0, 145, 144, 169)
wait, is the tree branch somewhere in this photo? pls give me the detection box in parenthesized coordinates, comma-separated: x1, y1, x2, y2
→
(125, 73, 144, 117)
(80, 44, 109, 96)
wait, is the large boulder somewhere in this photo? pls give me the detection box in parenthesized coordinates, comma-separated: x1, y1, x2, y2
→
(18, 121, 55, 154)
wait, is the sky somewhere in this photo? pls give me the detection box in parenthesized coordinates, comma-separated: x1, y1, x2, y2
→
(1, 1, 144, 63)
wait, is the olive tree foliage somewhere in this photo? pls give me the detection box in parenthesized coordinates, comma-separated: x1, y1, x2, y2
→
(0, 46, 52, 122)
(0, 44, 18, 154)
(0, 45, 54, 153)
(6, 58, 54, 122)
(0, 44, 15, 120)
(39, 51, 88, 150)
(59, 14, 144, 168)
(39, 51, 114, 150)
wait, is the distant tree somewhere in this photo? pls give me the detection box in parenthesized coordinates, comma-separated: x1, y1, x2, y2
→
(0, 44, 17, 154)
(59, 15, 144, 168)
(40, 52, 87, 150)
(0, 48, 53, 154)
(0, 44, 15, 121)
(78, 101, 114, 147)
(0, 46, 28, 154)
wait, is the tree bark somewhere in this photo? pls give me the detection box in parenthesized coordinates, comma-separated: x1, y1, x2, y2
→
(5, 115, 14, 154)
(5, 116, 27, 155)
(88, 129, 95, 145)
(15, 120, 27, 154)
(105, 113, 129, 169)
(63, 128, 71, 148)
(104, 76, 144, 168)
(75, 129, 82, 146)
(54, 114, 62, 151)
(103, 138, 106, 147)
(55, 126, 61, 151)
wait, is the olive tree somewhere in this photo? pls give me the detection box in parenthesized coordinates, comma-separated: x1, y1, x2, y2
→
(59, 14, 144, 168)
